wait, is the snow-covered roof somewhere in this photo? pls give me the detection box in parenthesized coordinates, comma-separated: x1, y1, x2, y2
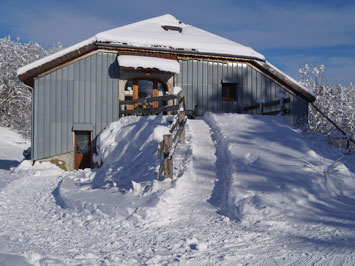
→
(96, 14, 264, 60)
(16, 14, 315, 102)
(117, 55, 180, 73)
(17, 14, 264, 77)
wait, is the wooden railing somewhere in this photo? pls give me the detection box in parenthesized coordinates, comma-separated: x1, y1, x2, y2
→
(243, 97, 290, 115)
(157, 91, 187, 180)
(119, 94, 185, 117)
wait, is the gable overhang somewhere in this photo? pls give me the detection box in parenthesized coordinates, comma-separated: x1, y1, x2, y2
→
(17, 42, 315, 103)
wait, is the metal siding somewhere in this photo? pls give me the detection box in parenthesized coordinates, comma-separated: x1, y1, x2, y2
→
(62, 67, 68, 153)
(197, 60, 203, 115)
(32, 54, 309, 161)
(102, 53, 108, 127)
(37, 79, 44, 158)
(68, 64, 74, 152)
(73, 61, 79, 123)
(221, 63, 227, 112)
(31, 80, 36, 160)
(202, 61, 208, 115)
(187, 60, 193, 110)
(96, 53, 102, 135)
(85, 56, 91, 123)
(236, 63, 242, 112)
(251, 68, 257, 114)
(44, 75, 50, 158)
(264, 78, 271, 113)
(56, 69, 62, 154)
(32, 51, 121, 160)
(207, 62, 213, 112)
(212, 62, 218, 113)
(107, 55, 113, 123)
(112, 62, 119, 122)
(218, 63, 223, 113)
(271, 82, 276, 112)
(90, 53, 97, 136)
(181, 60, 188, 109)
(248, 67, 253, 114)
(79, 59, 85, 123)
(49, 72, 56, 156)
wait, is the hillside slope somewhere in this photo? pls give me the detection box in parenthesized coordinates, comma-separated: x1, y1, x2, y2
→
(0, 115, 354, 265)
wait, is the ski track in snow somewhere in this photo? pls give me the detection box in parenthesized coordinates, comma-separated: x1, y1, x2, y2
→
(1, 117, 355, 265)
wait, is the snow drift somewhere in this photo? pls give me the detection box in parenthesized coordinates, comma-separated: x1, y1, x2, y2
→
(57, 115, 177, 217)
(205, 113, 355, 225)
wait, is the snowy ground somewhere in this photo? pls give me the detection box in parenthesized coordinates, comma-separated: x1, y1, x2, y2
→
(0, 114, 355, 265)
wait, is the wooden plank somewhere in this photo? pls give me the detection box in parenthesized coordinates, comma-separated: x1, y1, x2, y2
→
(120, 105, 179, 116)
(178, 110, 186, 144)
(158, 140, 164, 159)
(119, 94, 177, 105)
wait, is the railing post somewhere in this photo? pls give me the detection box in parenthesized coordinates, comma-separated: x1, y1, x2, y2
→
(163, 134, 173, 179)
(178, 110, 185, 144)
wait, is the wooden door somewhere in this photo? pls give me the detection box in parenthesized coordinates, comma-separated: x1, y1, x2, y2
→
(74, 131, 91, 169)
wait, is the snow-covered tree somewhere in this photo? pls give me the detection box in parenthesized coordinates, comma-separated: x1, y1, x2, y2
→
(299, 64, 355, 149)
(0, 36, 62, 137)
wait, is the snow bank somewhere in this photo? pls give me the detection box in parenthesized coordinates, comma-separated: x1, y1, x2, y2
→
(92, 115, 172, 189)
(206, 113, 355, 224)
(56, 115, 179, 217)
(117, 55, 180, 73)
(153, 125, 170, 142)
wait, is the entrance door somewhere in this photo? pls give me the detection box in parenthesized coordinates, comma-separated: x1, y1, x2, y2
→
(74, 131, 91, 169)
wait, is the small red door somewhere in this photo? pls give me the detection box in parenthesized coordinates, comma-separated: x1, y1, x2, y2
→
(74, 131, 91, 169)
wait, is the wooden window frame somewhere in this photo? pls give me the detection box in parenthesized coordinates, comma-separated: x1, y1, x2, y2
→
(124, 78, 168, 108)
(221, 83, 238, 101)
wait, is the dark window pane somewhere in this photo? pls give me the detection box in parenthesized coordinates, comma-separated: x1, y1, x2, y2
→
(138, 80, 153, 98)
(230, 83, 237, 100)
(221, 84, 227, 98)
(221, 83, 237, 101)
(76, 132, 90, 154)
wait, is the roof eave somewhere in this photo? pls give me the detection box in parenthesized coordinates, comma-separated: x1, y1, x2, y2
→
(95, 42, 266, 62)
(17, 42, 97, 85)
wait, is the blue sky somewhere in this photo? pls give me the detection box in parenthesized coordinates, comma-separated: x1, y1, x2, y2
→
(1, 0, 354, 85)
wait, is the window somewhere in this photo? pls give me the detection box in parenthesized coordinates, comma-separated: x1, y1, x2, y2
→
(221, 83, 237, 101)
(75, 131, 90, 154)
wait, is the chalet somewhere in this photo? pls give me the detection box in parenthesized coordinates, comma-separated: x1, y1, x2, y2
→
(17, 14, 316, 170)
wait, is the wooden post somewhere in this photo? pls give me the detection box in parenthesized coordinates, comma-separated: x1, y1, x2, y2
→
(163, 134, 173, 179)
(178, 110, 185, 144)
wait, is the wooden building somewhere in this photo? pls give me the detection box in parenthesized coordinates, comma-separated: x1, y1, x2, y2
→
(17, 14, 315, 170)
